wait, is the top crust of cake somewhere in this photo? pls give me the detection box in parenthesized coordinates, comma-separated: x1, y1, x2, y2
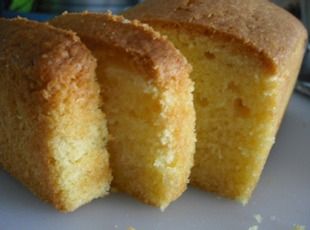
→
(124, 0, 308, 74)
(50, 12, 191, 84)
(0, 17, 96, 102)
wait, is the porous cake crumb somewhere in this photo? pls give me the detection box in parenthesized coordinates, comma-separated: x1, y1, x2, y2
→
(0, 18, 111, 212)
(50, 12, 195, 209)
(125, 0, 307, 203)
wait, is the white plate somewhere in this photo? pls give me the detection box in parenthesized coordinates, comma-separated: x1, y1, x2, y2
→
(1, 93, 309, 230)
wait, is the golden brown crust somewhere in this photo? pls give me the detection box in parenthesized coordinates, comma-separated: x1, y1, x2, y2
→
(0, 18, 110, 212)
(49, 12, 191, 84)
(0, 17, 95, 93)
(124, 0, 308, 74)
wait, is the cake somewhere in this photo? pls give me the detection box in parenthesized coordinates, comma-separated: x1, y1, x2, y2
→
(0, 18, 112, 212)
(50, 12, 196, 209)
(124, 0, 308, 203)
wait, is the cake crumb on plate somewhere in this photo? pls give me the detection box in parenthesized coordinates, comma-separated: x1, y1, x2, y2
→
(248, 225, 258, 230)
(253, 214, 263, 224)
(293, 224, 306, 230)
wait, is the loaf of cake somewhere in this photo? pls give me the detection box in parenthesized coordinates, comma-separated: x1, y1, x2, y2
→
(50, 12, 196, 209)
(124, 0, 308, 203)
(0, 18, 112, 212)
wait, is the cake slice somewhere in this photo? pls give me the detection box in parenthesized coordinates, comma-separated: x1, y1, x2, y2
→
(50, 12, 196, 209)
(0, 18, 111, 212)
(124, 0, 308, 203)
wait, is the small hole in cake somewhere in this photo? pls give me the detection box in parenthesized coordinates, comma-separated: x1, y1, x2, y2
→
(234, 98, 251, 118)
(197, 97, 209, 107)
(151, 101, 162, 114)
(227, 81, 239, 93)
(108, 119, 119, 127)
(185, 0, 198, 7)
(176, 5, 192, 12)
(47, 157, 56, 166)
(129, 109, 139, 119)
(204, 51, 216, 59)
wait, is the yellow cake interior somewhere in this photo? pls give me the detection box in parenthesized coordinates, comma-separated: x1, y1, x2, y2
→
(49, 12, 196, 209)
(46, 67, 111, 211)
(0, 48, 111, 212)
(155, 27, 281, 202)
(91, 45, 195, 209)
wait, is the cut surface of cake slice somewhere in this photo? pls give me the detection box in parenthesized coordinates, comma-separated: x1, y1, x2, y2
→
(0, 18, 111, 212)
(124, 0, 308, 203)
(50, 12, 196, 209)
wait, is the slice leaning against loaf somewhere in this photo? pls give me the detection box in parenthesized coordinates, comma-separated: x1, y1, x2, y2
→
(124, 0, 308, 203)
(0, 18, 112, 212)
(50, 12, 196, 210)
